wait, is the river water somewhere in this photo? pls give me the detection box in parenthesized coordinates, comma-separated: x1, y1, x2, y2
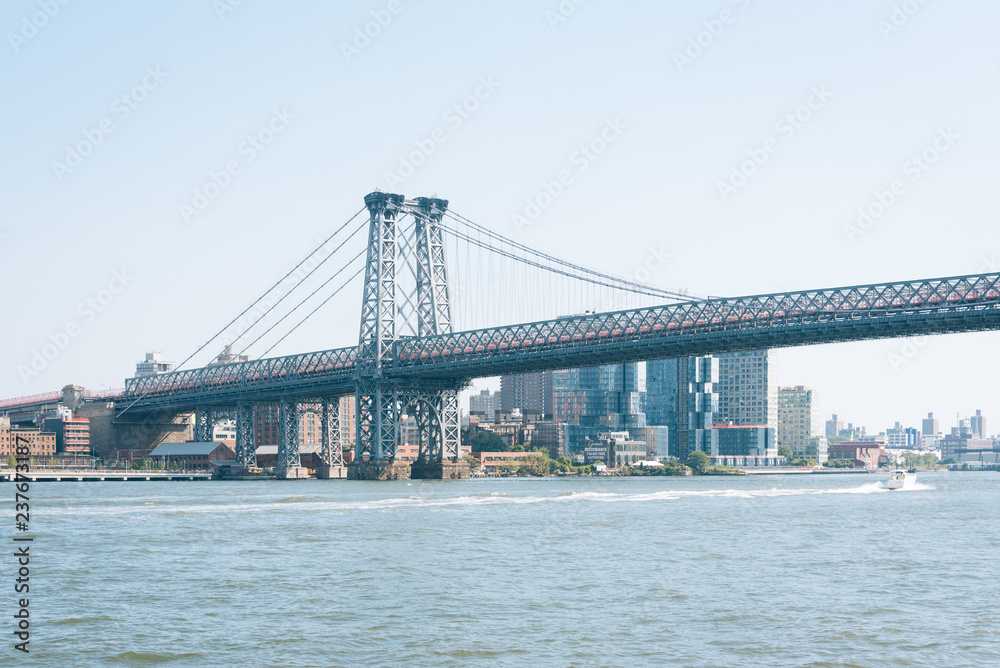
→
(13, 471, 1000, 667)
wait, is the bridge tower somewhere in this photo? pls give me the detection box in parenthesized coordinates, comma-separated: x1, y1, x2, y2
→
(351, 192, 468, 480)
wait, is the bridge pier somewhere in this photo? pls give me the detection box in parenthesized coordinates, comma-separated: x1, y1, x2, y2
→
(410, 460, 470, 480)
(317, 465, 348, 479)
(348, 460, 410, 481)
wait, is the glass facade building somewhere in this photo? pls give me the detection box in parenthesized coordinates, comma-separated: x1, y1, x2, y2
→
(553, 363, 645, 454)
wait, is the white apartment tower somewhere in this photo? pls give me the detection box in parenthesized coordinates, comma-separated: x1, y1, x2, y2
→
(716, 350, 778, 429)
(777, 385, 821, 457)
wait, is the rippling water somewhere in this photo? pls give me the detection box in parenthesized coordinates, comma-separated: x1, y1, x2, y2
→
(12, 472, 1000, 666)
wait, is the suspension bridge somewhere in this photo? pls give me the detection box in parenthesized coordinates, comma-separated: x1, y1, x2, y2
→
(110, 191, 1000, 479)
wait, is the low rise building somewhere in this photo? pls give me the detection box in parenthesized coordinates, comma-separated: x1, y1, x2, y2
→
(713, 424, 775, 458)
(148, 442, 235, 470)
(472, 451, 537, 474)
(42, 417, 91, 454)
(710, 454, 786, 467)
(828, 441, 885, 469)
(1, 423, 57, 460)
(582, 432, 647, 468)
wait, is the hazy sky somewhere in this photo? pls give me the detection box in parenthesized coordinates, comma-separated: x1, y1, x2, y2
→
(2, 0, 998, 435)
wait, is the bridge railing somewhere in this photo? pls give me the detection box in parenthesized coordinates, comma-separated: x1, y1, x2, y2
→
(394, 273, 1000, 368)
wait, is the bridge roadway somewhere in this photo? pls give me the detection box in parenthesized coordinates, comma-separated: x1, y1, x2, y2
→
(121, 271, 1000, 415)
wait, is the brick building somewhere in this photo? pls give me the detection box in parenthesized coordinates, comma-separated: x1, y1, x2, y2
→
(0, 420, 57, 460)
(828, 441, 885, 469)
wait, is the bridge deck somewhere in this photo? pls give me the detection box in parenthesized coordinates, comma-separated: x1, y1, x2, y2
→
(120, 272, 1000, 414)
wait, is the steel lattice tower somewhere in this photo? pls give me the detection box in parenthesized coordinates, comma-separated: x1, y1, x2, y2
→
(353, 192, 466, 479)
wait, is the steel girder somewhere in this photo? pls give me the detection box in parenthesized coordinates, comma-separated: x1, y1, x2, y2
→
(194, 408, 212, 442)
(235, 402, 256, 467)
(401, 389, 461, 464)
(277, 399, 300, 469)
(394, 272, 1000, 378)
(116, 266, 1000, 428)
(320, 400, 343, 467)
(121, 347, 357, 415)
(413, 197, 453, 338)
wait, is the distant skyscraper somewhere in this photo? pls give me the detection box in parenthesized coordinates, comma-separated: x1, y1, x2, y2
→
(469, 389, 502, 421)
(716, 350, 778, 429)
(970, 409, 984, 438)
(922, 412, 939, 438)
(825, 414, 844, 438)
(777, 386, 820, 458)
(500, 371, 553, 416)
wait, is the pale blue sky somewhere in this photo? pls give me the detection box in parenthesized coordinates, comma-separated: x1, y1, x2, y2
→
(2, 0, 999, 434)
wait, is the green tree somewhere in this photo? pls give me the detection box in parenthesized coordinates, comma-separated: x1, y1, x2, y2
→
(778, 445, 795, 461)
(470, 430, 507, 452)
(686, 450, 710, 474)
(509, 443, 525, 452)
(463, 454, 481, 471)
(5, 454, 16, 469)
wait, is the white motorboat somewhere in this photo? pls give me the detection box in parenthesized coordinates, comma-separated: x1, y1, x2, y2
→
(887, 469, 915, 490)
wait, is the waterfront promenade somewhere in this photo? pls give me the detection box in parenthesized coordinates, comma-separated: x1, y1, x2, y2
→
(0, 469, 213, 482)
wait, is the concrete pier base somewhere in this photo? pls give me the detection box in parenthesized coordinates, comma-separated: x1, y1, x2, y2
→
(410, 460, 471, 480)
(275, 466, 311, 479)
(317, 465, 348, 479)
(347, 461, 411, 480)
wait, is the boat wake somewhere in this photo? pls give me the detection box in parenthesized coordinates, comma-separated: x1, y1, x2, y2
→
(38, 481, 933, 517)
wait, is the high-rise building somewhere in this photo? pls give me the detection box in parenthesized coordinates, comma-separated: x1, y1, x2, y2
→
(922, 412, 940, 438)
(970, 410, 984, 438)
(500, 372, 553, 417)
(716, 350, 778, 429)
(553, 363, 645, 453)
(644, 359, 679, 431)
(676, 356, 719, 460)
(825, 414, 844, 438)
(469, 389, 502, 421)
(644, 356, 717, 461)
(777, 386, 820, 457)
